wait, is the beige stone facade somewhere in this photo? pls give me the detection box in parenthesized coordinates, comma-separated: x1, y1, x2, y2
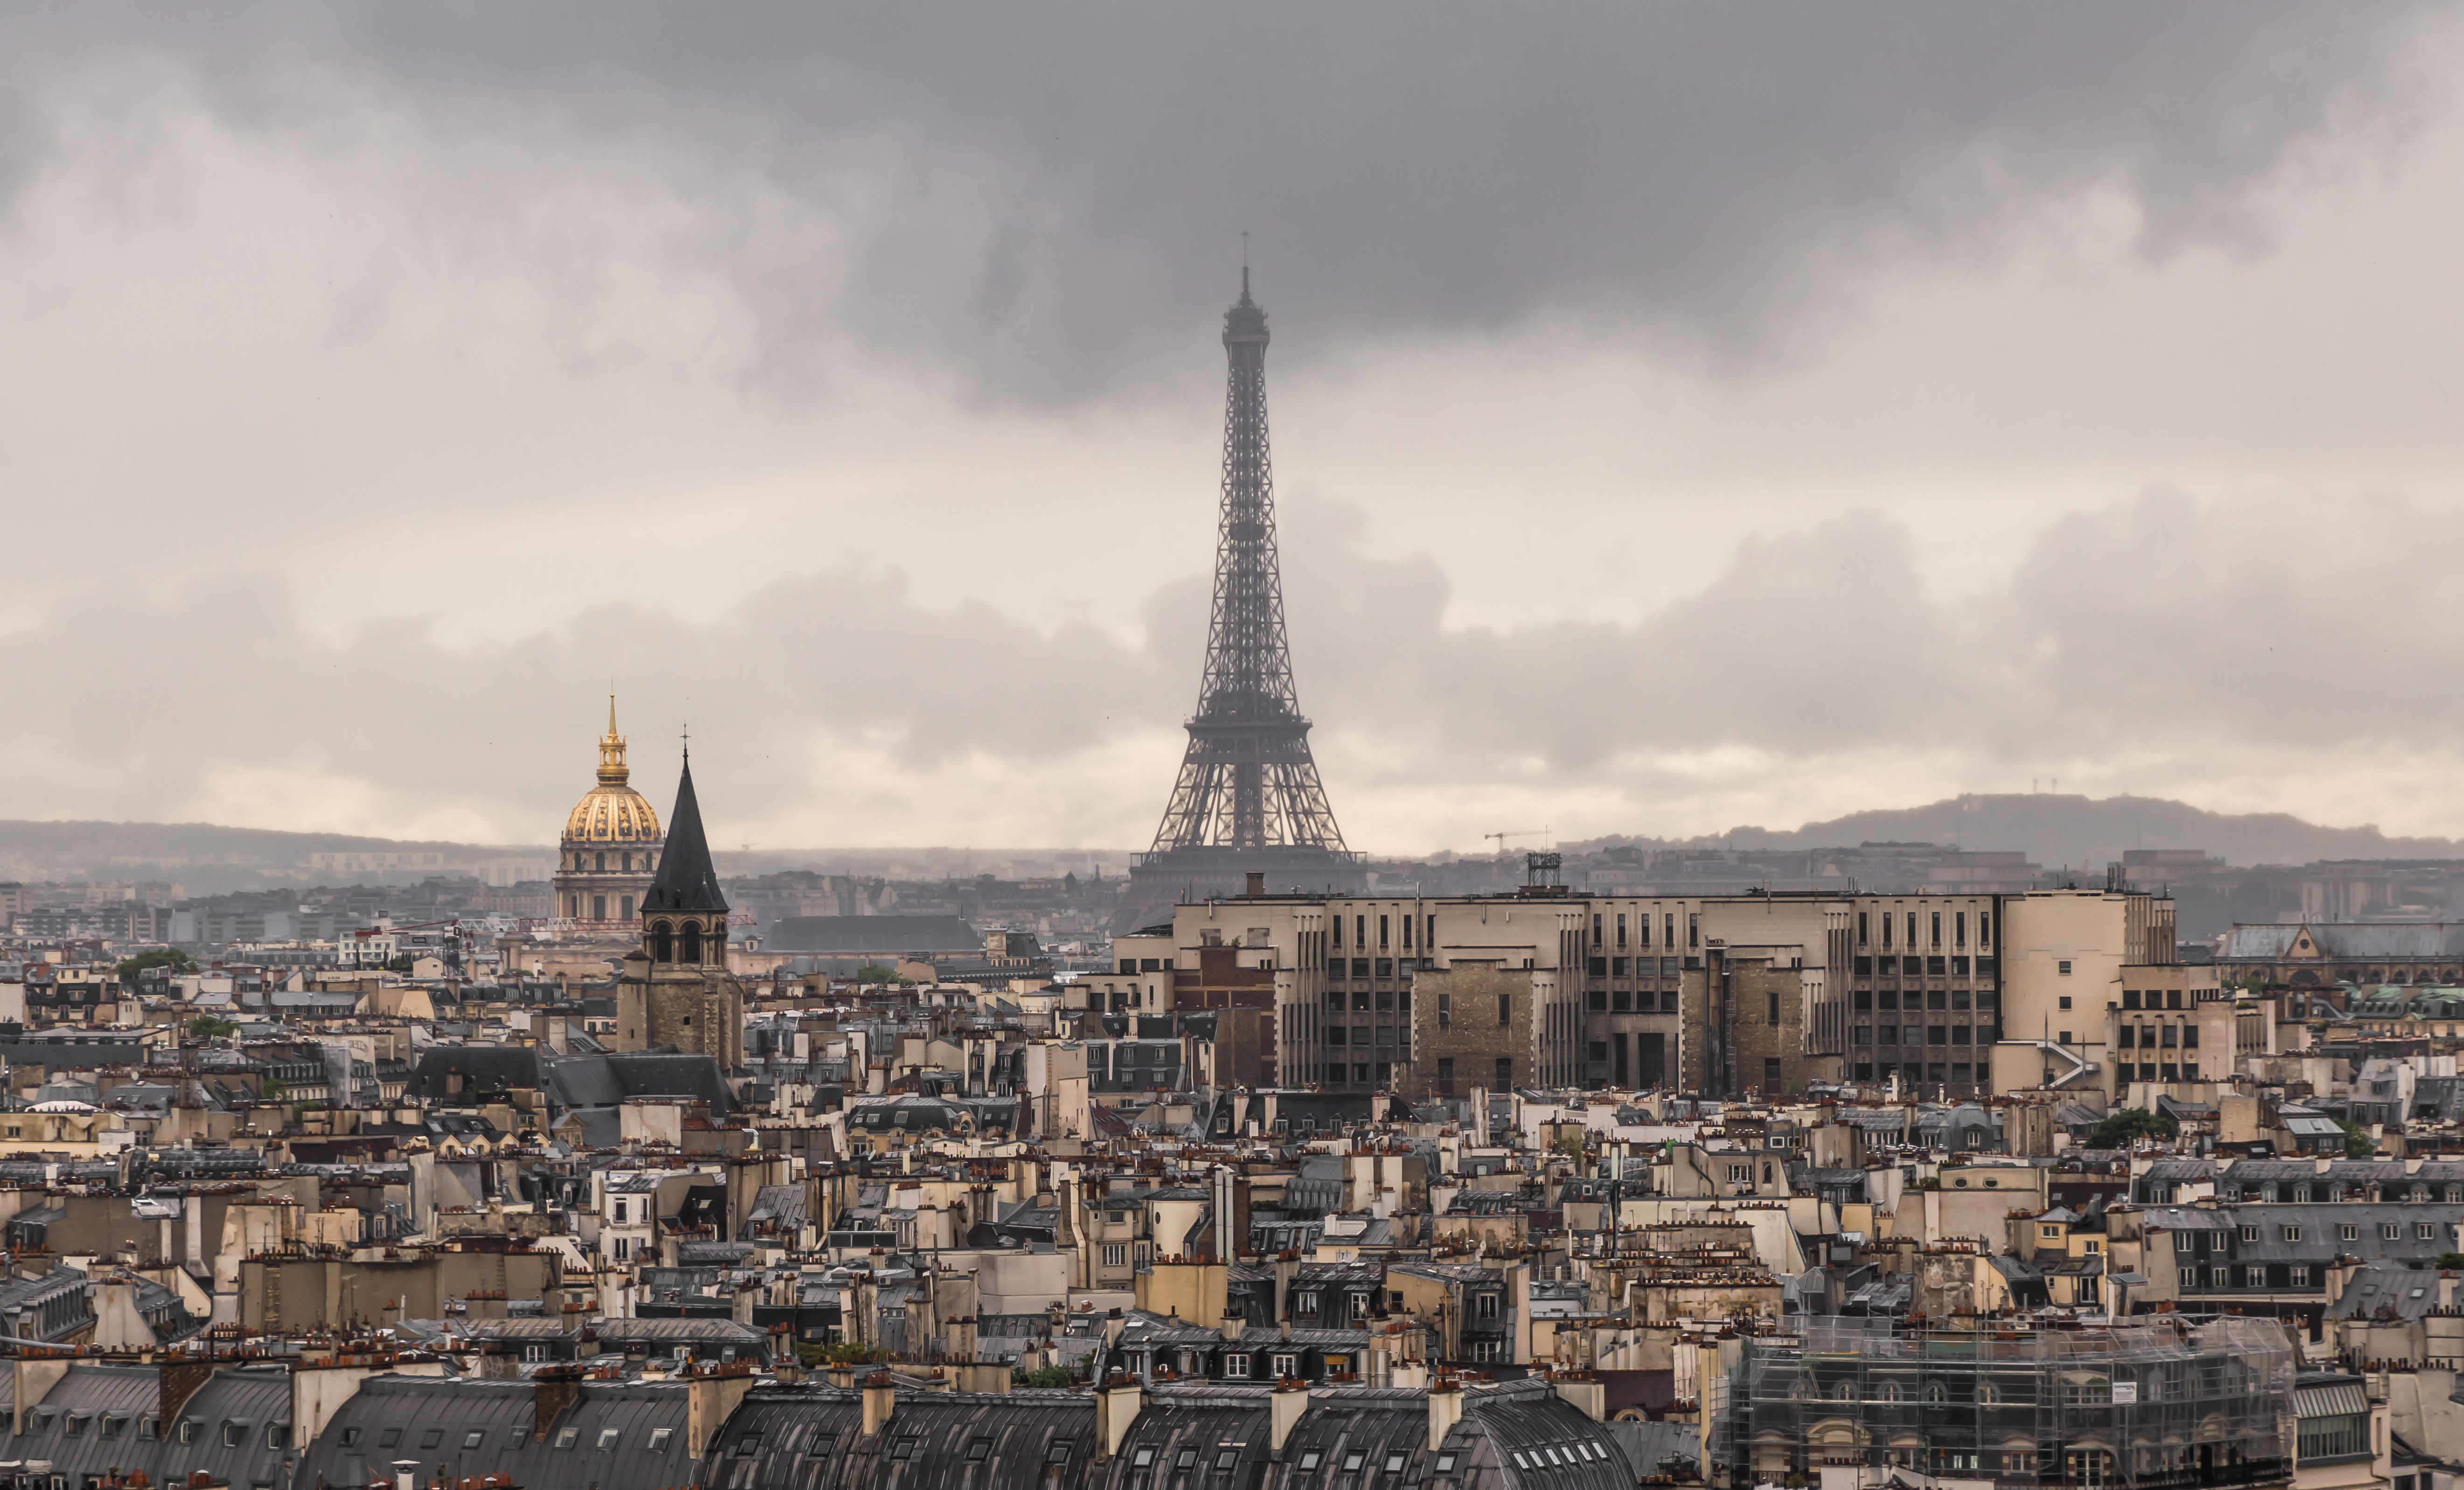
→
(1134, 879, 2189, 1100)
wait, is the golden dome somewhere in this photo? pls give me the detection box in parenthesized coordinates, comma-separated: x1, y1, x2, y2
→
(564, 696, 662, 844)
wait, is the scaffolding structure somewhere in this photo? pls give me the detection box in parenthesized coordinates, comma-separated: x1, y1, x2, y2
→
(1713, 1316, 2295, 1490)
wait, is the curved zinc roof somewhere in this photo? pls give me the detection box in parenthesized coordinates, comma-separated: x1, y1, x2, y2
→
(295, 1374, 696, 1490)
(0, 1363, 292, 1490)
(707, 1387, 1096, 1490)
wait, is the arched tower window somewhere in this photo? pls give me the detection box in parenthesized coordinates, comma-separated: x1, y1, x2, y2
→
(681, 922, 703, 965)
(651, 922, 673, 963)
(596, 851, 606, 872)
(621, 852, 632, 873)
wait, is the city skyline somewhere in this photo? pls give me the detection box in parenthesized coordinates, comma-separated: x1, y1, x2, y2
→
(6, 7, 2464, 850)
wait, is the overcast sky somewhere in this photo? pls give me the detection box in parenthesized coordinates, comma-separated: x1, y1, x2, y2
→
(6, 3, 2464, 855)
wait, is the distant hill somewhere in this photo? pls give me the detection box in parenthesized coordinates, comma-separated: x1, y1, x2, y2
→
(1574, 794, 2464, 870)
(0, 820, 550, 894)
(5, 790, 2457, 896)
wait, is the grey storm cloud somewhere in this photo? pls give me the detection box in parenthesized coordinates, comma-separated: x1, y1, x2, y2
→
(4, 490, 2461, 846)
(0, 2, 2440, 399)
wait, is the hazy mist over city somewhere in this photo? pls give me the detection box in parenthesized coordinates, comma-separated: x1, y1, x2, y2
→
(7, 5, 2464, 855)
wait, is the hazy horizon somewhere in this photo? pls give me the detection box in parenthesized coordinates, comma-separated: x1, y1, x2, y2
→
(9, 7, 2464, 853)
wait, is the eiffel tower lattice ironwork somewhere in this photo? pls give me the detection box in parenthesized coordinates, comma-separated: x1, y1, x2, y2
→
(1143, 271, 1354, 862)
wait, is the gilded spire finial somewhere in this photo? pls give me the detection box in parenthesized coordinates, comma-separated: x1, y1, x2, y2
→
(598, 695, 629, 786)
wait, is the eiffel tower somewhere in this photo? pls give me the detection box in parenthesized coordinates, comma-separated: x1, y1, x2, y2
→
(1115, 272, 1363, 932)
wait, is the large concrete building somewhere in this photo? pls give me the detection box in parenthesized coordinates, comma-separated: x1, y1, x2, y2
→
(1108, 869, 2219, 1101)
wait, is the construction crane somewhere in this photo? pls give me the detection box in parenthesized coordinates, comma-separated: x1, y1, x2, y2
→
(1483, 828, 1549, 856)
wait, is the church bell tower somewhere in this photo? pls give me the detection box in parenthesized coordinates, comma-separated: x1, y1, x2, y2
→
(614, 747, 745, 1066)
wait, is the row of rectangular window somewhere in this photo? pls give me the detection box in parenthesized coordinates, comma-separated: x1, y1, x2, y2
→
(1589, 911, 1696, 951)
(2118, 1023, 2198, 1048)
(1326, 989, 1410, 1011)
(1850, 1062, 1981, 1084)
(1857, 909, 1990, 950)
(1850, 955, 1996, 977)
(2191, 1220, 2444, 1246)
(1332, 912, 1436, 951)
(1326, 1026, 1405, 1047)
(1587, 989, 1682, 1013)
(2122, 989, 2189, 1010)
(1328, 1061, 1402, 1086)
(1585, 956, 1701, 976)
(1853, 988, 1996, 1011)
(2182, 1265, 2312, 1288)
(1852, 1025, 1991, 1046)
(2223, 1185, 2463, 1204)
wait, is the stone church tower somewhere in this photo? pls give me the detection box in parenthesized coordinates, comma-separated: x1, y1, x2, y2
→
(614, 749, 745, 1067)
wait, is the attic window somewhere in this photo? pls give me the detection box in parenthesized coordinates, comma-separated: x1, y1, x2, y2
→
(1343, 1453, 1367, 1472)
(1298, 1453, 1324, 1473)
(464, 1432, 485, 1450)
(1385, 1455, 1408, 1473)
(555, 1428, 579, 1450)
(1047, 1441, 1076, 1465)
(1177, 1449, 1200, 1470)
(893, 1436, 921, 1461)
(598, 1430, 621, 1450)
(1215, 1451, 1241, 1472)
(738, 1434, 765, 1458)
(1134, 1448, 1157, 1469)
(649, 1429, 675, 1452)
(802, 1433, 831, 1457)
(1434, 1456, 1458, 1474)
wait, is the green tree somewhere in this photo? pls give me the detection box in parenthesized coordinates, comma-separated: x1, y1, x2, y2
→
(2434, 1252, 2464, 1271)
(188, 1015, 239, 1039)
(115, 948, 196, 985)
(2085, 1108, 2178, 1149)
(2337, 1119, 2377, 1160)
(1016, 1365, 1075, 1388)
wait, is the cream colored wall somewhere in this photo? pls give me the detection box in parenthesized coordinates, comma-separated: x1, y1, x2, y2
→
(2000, 893, 2130, 1077)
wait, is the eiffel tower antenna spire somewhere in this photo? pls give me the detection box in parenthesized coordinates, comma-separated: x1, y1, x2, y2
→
(1119, 272, 1358, 934)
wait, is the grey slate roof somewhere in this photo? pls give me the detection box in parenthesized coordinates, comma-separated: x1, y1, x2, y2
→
(705, 1386, 1092, 1490)
(2332, 1264, 2445, 1322)
(0, 1363, 293, 1490)
(643, 755, 728, 915)
(296, 1373, 697, 1490)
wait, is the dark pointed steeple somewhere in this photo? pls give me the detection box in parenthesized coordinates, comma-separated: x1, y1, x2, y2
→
(644, 750, 728, 914)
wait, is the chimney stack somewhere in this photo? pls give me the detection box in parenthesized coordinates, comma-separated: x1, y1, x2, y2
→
(1428, 1376, 1464, 1451)
(1096, 1371, 1145, 1460)
(862, 1371, 896, 1437)
(1270, 1377, 1309, 1458)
